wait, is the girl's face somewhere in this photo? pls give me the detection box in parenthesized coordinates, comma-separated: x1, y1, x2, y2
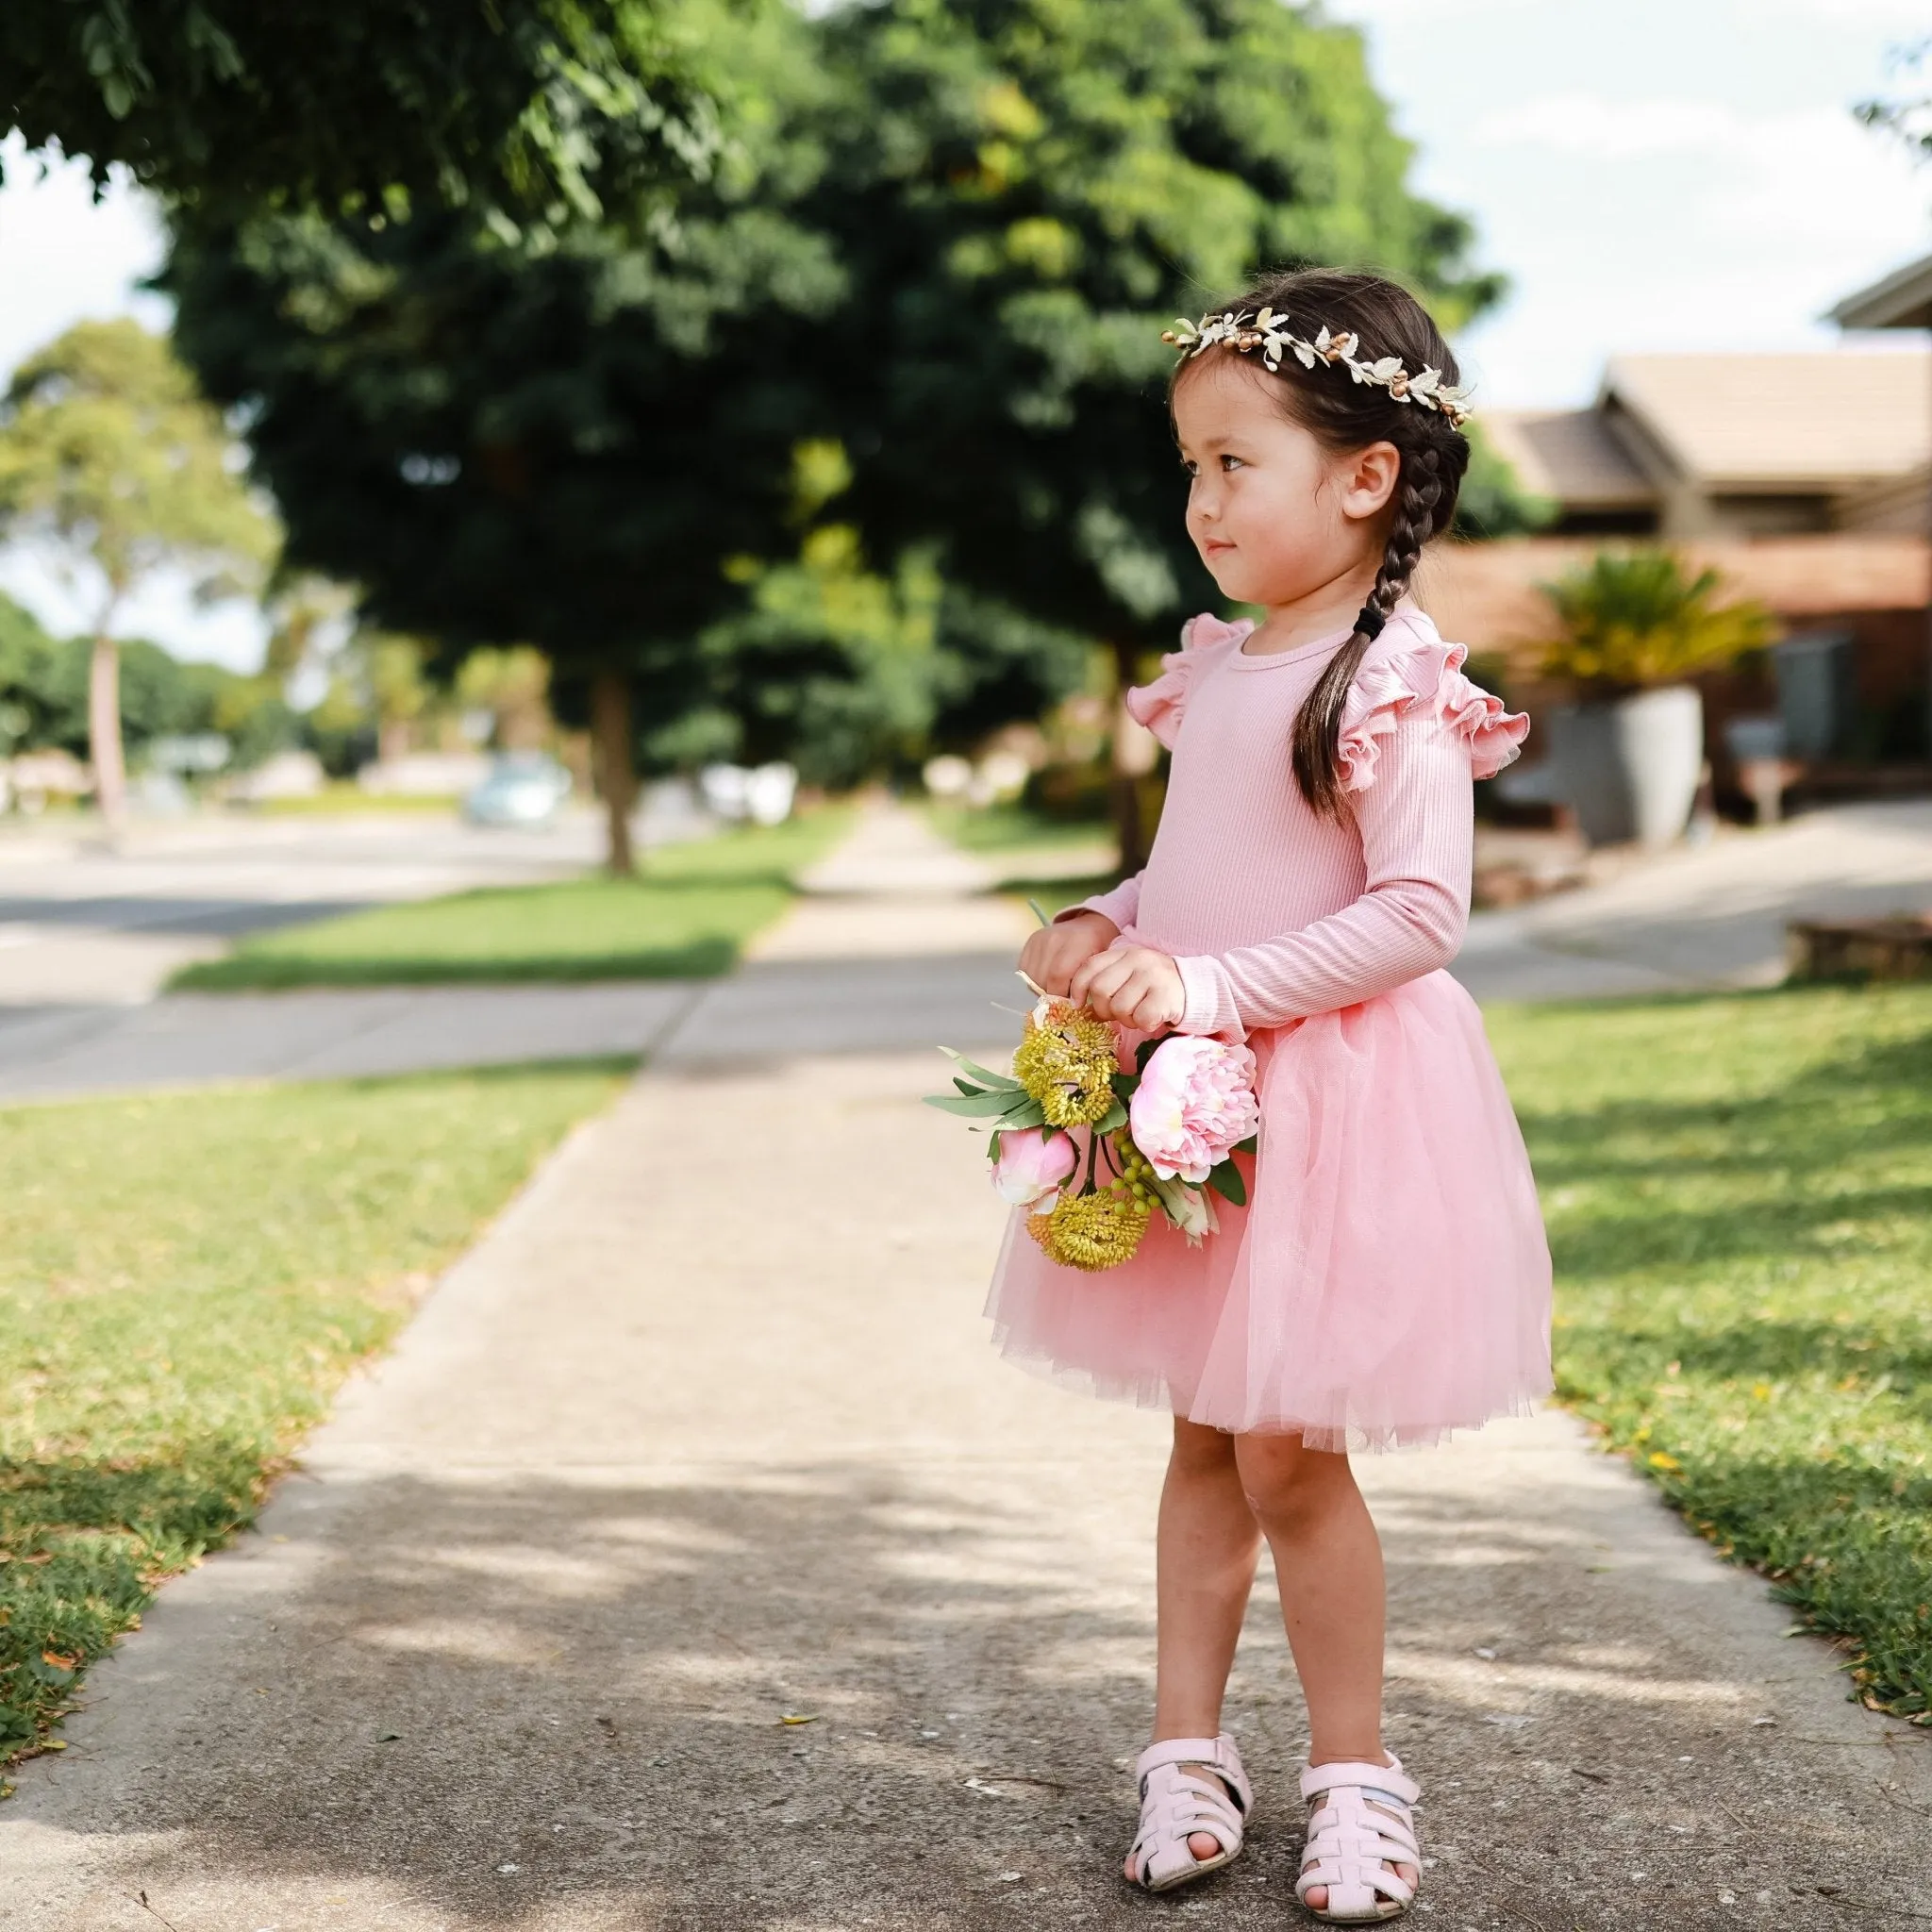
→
(1172, 352, 1401, 611)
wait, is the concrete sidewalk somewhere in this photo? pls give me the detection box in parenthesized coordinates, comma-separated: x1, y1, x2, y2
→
(3, 1043, 1928, 1930)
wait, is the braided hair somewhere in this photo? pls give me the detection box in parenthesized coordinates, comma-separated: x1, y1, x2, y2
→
(1171, 269, 1471, 819)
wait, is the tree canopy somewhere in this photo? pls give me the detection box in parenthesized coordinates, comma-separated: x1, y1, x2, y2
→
(801, 0, 1503, 645)
(0, 319, 277, 822)
(792, 0, 1506, 858)
(162, 0, 841, 866)
(0, 0, 712, 229)
(153, 0, 1508, 864)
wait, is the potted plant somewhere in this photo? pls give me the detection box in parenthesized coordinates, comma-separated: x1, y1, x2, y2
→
(1537, 551, 1774, 848)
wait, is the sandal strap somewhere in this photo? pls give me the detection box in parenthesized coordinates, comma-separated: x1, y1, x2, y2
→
(1135, 1733, 1253, 1807)
(1300, 1755, 1419, 1807)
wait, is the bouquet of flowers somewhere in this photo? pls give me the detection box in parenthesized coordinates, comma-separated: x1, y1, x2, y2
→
(925, 992, 1260, 1271)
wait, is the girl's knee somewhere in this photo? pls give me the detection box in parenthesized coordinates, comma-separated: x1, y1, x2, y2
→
(1234, 1433, 1352, 1527)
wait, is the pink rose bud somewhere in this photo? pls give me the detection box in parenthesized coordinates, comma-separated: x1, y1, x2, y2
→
(991, 1125, 1079, 1207)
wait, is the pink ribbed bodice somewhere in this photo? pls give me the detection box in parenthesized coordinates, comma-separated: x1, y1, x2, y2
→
(1075, 608, 1528, 1040)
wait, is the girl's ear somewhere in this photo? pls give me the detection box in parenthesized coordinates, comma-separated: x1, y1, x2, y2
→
(1337, 441, 1402, 525)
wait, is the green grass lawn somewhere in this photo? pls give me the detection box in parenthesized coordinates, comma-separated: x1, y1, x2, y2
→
(1489, 983, 1932, 1724)
(170, 810, 849, 991)
(252, 787, 462, 817)
(0, 1062, 626, 1773)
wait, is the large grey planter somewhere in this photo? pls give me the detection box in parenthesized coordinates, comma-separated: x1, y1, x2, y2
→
(1549, 685, 1705, 848)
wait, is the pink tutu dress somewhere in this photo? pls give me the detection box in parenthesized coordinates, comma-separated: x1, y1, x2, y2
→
(985, 608, 1553, 1451)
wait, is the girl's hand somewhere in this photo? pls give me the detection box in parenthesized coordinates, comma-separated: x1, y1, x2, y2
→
(1020, 910, 1119, 996)
(1070, 944, 1186, 1033)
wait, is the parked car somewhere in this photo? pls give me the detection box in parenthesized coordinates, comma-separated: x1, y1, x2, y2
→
(462, 753, 574, 827)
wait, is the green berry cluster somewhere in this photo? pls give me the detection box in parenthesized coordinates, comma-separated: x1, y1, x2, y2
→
(1108, 1134, 1160, 1212)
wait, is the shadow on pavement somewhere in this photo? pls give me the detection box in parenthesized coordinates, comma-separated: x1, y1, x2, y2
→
(13, 1442, 1919, 1930)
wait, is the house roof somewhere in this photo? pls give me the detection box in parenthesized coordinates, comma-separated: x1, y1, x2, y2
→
(1481, 409, 1657, 509)
(1602, 351, 1932, 491)
(1416, 535, 1929, 648)
(1831, 251, 1932, 330)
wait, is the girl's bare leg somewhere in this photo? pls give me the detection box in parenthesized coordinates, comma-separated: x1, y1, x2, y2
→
(1127, 1417, 1261, 1877)
(1232, 1431, 1416, 1910)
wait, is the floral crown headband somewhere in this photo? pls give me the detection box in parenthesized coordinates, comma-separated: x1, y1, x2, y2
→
(1163, 308, 1473, 429)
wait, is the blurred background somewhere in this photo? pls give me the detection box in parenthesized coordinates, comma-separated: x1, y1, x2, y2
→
(3, 0, 1928, 894)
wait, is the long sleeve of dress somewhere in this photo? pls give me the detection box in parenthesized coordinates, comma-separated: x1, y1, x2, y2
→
(1057, 872, 1141, 931)
(1171, 710, 1474, 1039)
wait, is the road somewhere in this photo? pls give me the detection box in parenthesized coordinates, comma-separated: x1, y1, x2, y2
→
(4, 800, 1932, 1104)
(0, 808, 615, 1005)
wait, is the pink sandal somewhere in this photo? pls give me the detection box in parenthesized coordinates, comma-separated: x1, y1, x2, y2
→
(1124, 1734, 1254, 1892)
(1295, 1756, 1422, 1923)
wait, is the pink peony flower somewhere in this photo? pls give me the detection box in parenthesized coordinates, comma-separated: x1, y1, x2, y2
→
(991, 1125, 1079, 1207)
(1128, 1037, 1260, 1184)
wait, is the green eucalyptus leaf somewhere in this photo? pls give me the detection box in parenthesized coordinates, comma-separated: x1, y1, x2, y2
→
(939, 1046, 1020, 1090)
(925, 1089, 1021, 1118)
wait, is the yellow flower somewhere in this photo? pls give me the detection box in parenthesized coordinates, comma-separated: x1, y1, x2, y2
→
(1011, 1000, 1120, 1127)
(1027, 1191, 1150, 1271)
(1647, 1451, 1682, 1472)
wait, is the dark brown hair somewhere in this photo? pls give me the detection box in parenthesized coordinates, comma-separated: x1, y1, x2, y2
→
(1171, 269, 1470, 818)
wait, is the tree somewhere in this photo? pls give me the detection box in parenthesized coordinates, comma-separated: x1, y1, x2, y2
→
(799, 0, 1505, 866)
(0, 591, 292, 771)
(0, 1, 713, 232)
(163, 0, 842, 872)
(0, 320, 277, 825)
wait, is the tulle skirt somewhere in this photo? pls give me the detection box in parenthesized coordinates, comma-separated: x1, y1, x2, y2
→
(983, 971, 1553, 1452)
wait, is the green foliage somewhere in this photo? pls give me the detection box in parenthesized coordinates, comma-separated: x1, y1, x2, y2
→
(0, 319, 277, 615)
(0, 1062, 624, 1761)
(659, 524, 944, 788)
(162, 0, 843, 778)
(0, 1, 713, 232)
(1490, 983, 1932, 1724)
(800, 0, 1507, 647)
(926, 589, 1092, 753)
(0, 593, 295, 769)
(170, 809, 848, 990)
(1537, 551, 1776, 694)
(156, 0, 1504, 806)
(0, 594, 64, 754)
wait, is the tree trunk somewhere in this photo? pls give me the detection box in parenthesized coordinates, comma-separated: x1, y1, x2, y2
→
(88, 633, 126, 832)
(589, 668, 637, 877)
(1108, 638, 1158, 876)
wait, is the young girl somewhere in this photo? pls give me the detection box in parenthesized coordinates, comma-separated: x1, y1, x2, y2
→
(993, 269, 1553, 1924)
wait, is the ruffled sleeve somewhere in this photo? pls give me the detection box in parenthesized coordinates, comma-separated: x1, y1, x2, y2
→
(1122, 611, 1255, 750)
(1166, 617, 1524, 1038)
(1335, 630, 1528, 795)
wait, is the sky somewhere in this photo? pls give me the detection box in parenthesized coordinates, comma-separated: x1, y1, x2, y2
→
(1, 0, 1929, 669)
(1324, 0, 1932, 405)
